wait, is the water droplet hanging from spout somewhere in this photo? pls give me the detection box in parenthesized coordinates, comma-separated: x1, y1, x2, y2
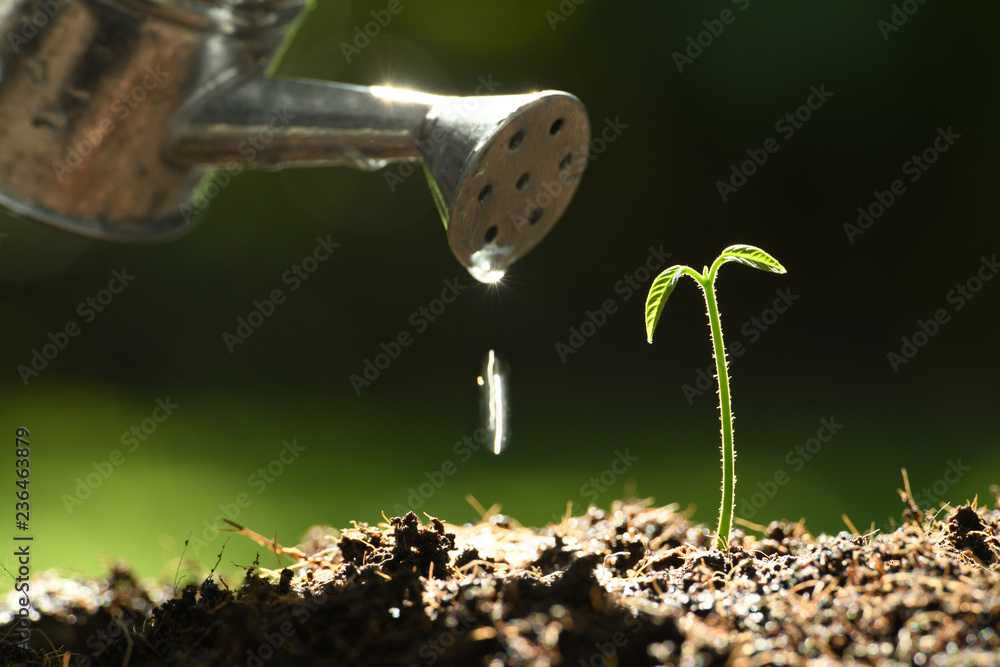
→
(467, 247, 508, 284)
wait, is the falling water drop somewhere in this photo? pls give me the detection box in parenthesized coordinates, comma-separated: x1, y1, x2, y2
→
(477, 349, 509, 455)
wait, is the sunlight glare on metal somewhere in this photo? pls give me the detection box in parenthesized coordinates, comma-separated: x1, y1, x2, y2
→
(370, 85, 438, 105)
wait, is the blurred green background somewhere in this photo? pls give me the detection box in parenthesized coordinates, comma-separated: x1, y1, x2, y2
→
(2, 0, 999, 590)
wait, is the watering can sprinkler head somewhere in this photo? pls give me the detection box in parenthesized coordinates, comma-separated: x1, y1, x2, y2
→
(0, 0, 590, 282)
(412, 88, 589, 282)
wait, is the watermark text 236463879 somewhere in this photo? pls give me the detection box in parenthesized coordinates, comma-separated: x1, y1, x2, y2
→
(14, 427, 31, 532)
(12, 426, 33, 650)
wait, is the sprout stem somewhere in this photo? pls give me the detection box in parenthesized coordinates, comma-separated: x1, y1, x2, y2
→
(699, 268, 734, 550)
(644, 245, 785, 552)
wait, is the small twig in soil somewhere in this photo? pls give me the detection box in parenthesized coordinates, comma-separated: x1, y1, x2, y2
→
(222, 519, 306, 561)
(212, 538, 229, 576)
(116, 616, 133, 667)
(456, 559, 509, 574)
(842, 513, 860, 536)
(733, 516, 766, 534)
(465, 494, 489, 519)
(897, 467, 929, 528)
(26, 627, 59, 661)
(172, 535, 190, 593)
(465, 493, 502, 522)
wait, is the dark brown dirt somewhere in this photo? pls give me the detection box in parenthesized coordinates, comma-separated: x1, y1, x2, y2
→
(3, 495, 1000, 666)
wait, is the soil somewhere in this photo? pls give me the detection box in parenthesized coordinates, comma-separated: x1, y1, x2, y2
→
(3, 490, 1000, 667)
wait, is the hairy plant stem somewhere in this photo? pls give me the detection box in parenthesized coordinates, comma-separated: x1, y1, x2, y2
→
(700, 266, 734, 551)
(646, 247, 785, 552)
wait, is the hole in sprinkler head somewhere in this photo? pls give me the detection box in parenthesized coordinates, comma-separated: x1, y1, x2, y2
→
(478, 184, 492, 203)
(559, 154, 573, 171)
(550, 118, 564, 135)
(484, 225, 498, 243)
(516, 173, 530, 191)
(31, 106, 66, 131)
(31, 115, 57, 130)
(528, 208, 542, 225)
(508, 132, 523, 150)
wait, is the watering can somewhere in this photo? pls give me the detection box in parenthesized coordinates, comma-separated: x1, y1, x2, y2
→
(0, 0, 590, 281)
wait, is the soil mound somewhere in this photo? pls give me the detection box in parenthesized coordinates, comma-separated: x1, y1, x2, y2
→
(3, 499, 999, 666)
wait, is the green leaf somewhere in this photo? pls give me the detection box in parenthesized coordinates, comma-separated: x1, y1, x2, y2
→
(644, 265, 686, 343)
(717, 244, 786, 274)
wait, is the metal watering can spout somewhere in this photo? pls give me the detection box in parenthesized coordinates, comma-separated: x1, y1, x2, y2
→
(0, 0, 590, 281)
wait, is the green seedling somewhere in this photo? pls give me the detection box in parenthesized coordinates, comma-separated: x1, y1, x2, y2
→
(644, 245, 786, 550)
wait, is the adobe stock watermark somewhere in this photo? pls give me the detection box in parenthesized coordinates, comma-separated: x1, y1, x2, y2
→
(716, 84, 834, 202)
(877, 0, 930, 41)
(510, 115, 627, 232)
(739, 416, 844, 521)
(875, 459, 971, 536)
(554, 245, 672, 363)
(887, 253, 997, 373)
(576, 615, 645, 667)
(67, 610, 138, 666)
(410, 613, 480, 666)
(389, 428, 491, 517)
(238, 587, 331, 667)
(580, 449, 639, 503)
(60, 606, 164, 667)
(62, 397, 179, 514)
(384, 75, 502, 192)
(681, 287, 799, 405)
(6, 0, 68, 53)
(412, 606, 645, 666)
(672, 0, 752, 73)
(843, 126, 960, 244)
(339, 0, 415, 63)
(52, 65, 169, 182)
(10, 426, 32, 651)
(16, 267, 136, 386)
(222, 236, 340, 353)
(179, 106, 296, 223)
(512, 115, 627, 232)
(545, 0, 587, 31)
(190, 438, 306, 555)
(548, 449, 639, 524)
(349, 276, 467, 395)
